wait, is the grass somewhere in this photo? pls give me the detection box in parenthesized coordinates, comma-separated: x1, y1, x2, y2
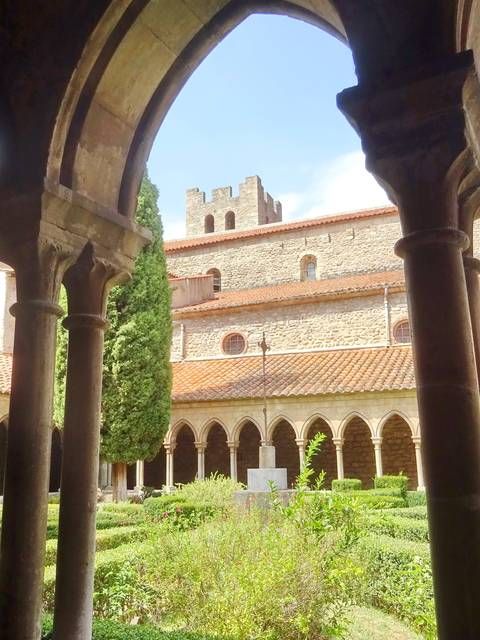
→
(346, 606, 422, 640)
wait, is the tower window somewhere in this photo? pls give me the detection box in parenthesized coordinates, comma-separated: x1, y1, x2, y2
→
(393, 320, 411, 344)
(300, 255, 317, 281)
(204, 214, 215, 233)
(222, 333, 246, 355)
(225, 211, 235, 230)
(207, 268, 221, 292)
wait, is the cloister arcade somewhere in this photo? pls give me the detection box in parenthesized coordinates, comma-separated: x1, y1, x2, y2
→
(133, 401, 422, 492)
(3, 1, 480, 638)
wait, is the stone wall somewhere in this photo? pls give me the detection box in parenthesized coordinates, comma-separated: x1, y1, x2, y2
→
(172, 291, 408, 360)
(381, 414, 417, 488)
(186, 176, 282, 237)
(167, 213, 403, 291)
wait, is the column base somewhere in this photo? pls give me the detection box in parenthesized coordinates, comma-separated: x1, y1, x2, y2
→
(247, 468, 288, 491)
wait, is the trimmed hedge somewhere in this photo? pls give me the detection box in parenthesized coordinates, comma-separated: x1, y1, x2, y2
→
(46, 509, 145, 539)
(406, 490, 427, 507)
(374, 475, 408, 499)
(340, 489, 406, 509)
(381, 506, 427, 521)
(44, 525, 147, 566)
(143, 496, 215, 530)
(332, 478, 362, 492)
(42, 616, 204, 639)
(356, 534, 435, 638)
(364, 514, 429, 542)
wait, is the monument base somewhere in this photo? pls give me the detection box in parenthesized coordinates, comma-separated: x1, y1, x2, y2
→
(247, 467, 288, 491)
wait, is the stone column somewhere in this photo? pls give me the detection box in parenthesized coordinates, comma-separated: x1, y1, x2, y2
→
(372, 437, 383, 478)
(228, 441, 238, 481)
(0, 238, 70, 640)
(333, 438, 344, 480)
(296, 439, 307, 469)
(135, 460, 145, 493)
(53, 244, 121, 640)
(339, 50, 480, 638)
(195, 442, 205, 480)
(413, 437, 425, 490)
(165, 443, 175, 490)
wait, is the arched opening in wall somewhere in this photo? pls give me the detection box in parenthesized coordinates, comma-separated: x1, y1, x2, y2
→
(207, 268, 221, 292)
(237, 420, 261, 484)
(174, 424, 197, 485)
(272, 419, 299, 487)
(49, 428, 63, 492)
(382, 414, 417, 489)
(300, 255, 317, 281)
(144, 446, 166, 489)
(0, 420, 7, 495)
(204, 214, 215, 234)
(225, 211, 236, 230)
(205, 422, 230, 478)
(307, 418, 336, 489)
(343, 416, 375, 488)
(393, 320, 411, 343)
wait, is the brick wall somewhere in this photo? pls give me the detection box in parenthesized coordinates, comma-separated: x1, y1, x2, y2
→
(343, 417, 376, 488)
(205, 423, 230, 477)
(308, 419, 337, 489)
(382, 415, 417, 488)
(174, 425, 197, 484)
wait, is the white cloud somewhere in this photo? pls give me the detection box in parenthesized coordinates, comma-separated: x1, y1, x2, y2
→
(278, 151, 391, 221)
(162, 216, 186, 240)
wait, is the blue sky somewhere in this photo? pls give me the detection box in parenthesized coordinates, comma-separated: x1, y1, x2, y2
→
(147, 14, 389, 239)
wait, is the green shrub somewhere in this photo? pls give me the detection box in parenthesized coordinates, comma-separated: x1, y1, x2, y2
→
(143, 497, 215, 530)
(381, 506, 427, 521)
(96, 510, 359, 638)
(342, 490, 406, 509)
(332, 478, 362, 492)
(42, 615, 199, 639)
(44, 525, 147, 567)
(357, 534, 435, 638)
(177, 473, 243, 509)
(406, 490, 427, 507)
(99, 503, 145, 515)
(364, 514, 429, 542)
(374, 475, 408, 499)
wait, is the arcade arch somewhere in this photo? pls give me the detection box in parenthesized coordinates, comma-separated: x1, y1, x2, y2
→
(342, 415, 375, 488)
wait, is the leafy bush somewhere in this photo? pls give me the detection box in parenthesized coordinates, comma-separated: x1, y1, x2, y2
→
(44, 525, 147, 567)
(382, 506, 427, 521)
(42, 615, 202, 639)
(177, 473, 243, 509)
(341, 490, 406, 509)
(374, 475, 408, 499)
(357, 534, 435, 638)
(406, 490, 427, 507)
(332, 478, 362, 492)
(89, 510, 360, 638)
(364, 514, 429, 542)
(143, 497, 215, 531)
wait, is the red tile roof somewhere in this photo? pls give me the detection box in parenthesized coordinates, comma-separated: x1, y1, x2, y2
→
(172, 345, 415, 402)
(165, 206, 398, 252)
(0, 353, 12, 395)
(173, 270, 405, 316)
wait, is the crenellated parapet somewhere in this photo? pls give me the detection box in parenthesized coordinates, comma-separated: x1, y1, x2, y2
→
(185, 176, 282, 237)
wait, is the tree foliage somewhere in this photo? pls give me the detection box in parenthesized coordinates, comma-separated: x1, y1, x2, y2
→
(54, 175, 172, 465)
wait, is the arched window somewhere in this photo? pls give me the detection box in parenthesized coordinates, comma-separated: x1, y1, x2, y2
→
(207, 268, 221, 292)
(222, 333, 246, 355)
(204, 214, 215, 233)
(225, 211, 235, 230)
(300, 255, 317, 281)
(393, 320, 411, 343)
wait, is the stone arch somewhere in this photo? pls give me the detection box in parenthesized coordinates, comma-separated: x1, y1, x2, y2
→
(207, 267, 221, 292)
(300, 254, 317, 281)
(204, 214, 215, 234)
(271, 418, 299, 488)
(205, 421, 230, 478)
(225, 210, 236, 230)
(305, 416, 337, 489)
(169, 418, 198, 443)
(378, 410, 415, 438)
(236, 419, 262, 485)
(174, 422, 197, 485)
(0, 418, 7, 496)
(49, 428, 63, 492)
(342, 414, 375, 488)
(144, 446, 166, 489)
(267, 414, 298, 442)
(380, 413, 417, 489)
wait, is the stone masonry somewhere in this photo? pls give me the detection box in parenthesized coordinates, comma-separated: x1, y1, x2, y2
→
(186, 176, 282, 237)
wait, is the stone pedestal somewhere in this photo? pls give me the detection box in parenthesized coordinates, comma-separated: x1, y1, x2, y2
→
(259, 445, 276, 468)
(247, 467, 287, 491)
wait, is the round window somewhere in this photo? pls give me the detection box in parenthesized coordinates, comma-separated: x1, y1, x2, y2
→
(393, 320, 411, 344)
(223, 333, 246, 355)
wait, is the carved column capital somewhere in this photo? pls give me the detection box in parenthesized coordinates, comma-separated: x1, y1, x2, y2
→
(227, 440, 239, 451)
(338, 51, 476, 232)
(371, 437, 383, 447)
(194, 441, 206, 453)
(332, 438, 344, 448)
